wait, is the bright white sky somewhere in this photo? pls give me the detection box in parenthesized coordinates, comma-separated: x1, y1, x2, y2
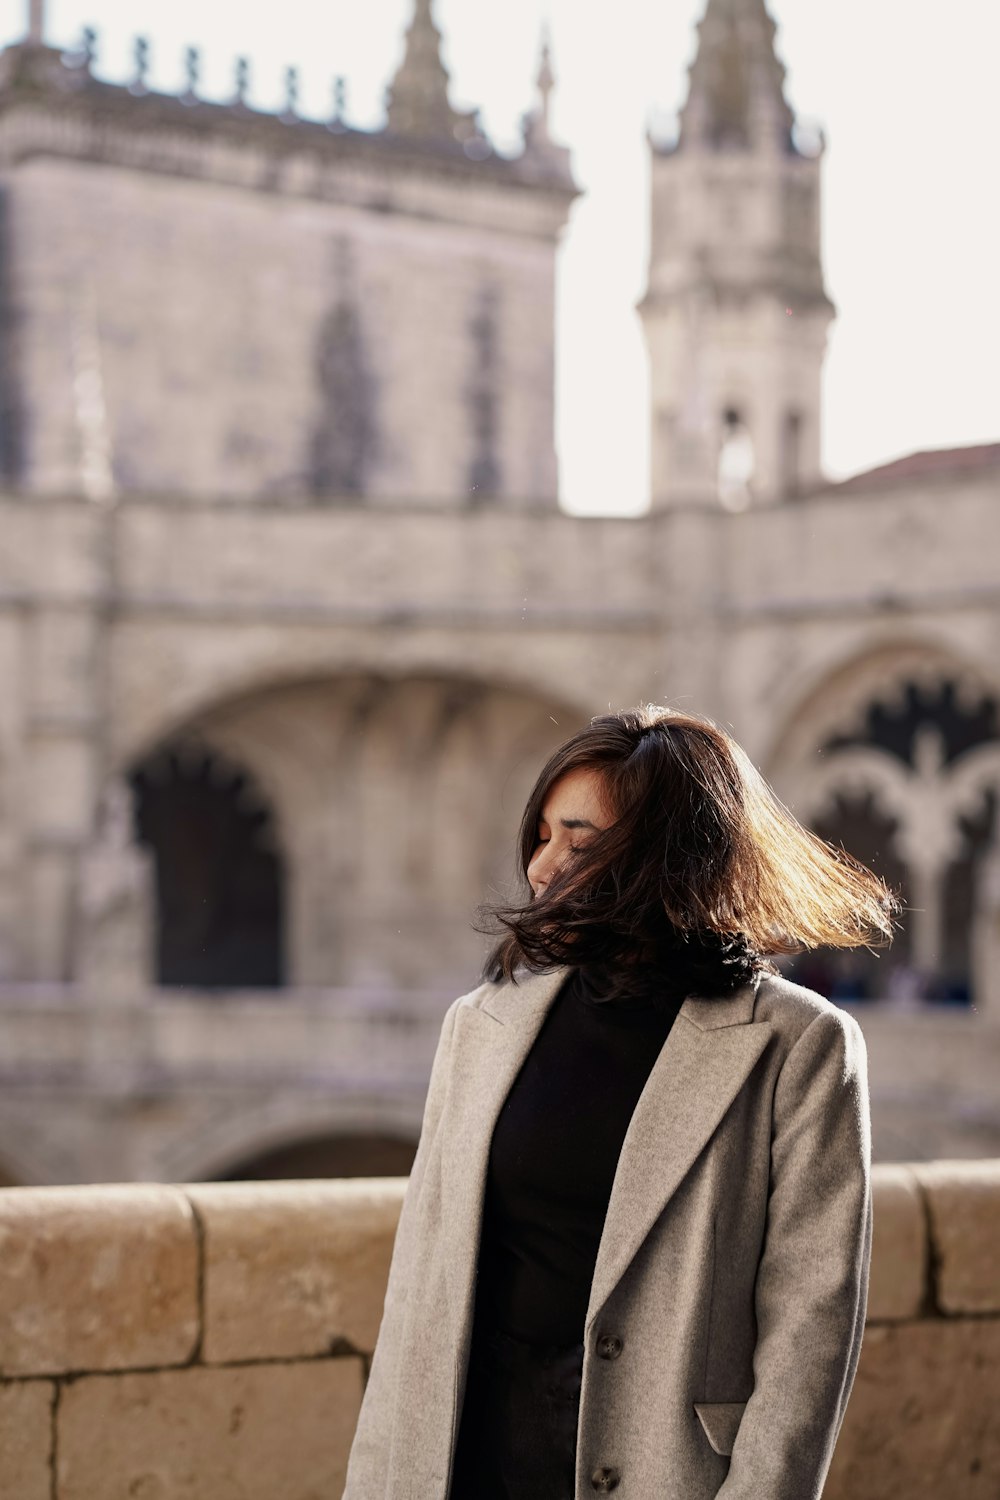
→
(2, 0, 998, 513)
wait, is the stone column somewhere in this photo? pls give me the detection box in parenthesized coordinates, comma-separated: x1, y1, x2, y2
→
(907, 857, 945, 981)
(23, 607, 105, 981)
(75, 779, 154, 1001)
(971, 847, 1000, 1022)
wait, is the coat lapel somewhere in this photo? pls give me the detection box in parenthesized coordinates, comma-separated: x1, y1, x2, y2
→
(585, 980, 774, 1330)
(438, 967, 775, 1344)
(440, 967, 567, 1335)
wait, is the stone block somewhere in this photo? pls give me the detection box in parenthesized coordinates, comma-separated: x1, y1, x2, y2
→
(0, 1185, 199, 1376)
(868, 1164, 927, 1320)
(0, 1380, 54, 1500)
(186, 1179, 402, 1363)
(56, 1359, 364, 1500)
(826, 1317, 1000, 1500)
(913, 1159, 1000, 1313)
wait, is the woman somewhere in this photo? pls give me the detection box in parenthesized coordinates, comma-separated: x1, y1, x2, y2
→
(343, 706, 893, 1500)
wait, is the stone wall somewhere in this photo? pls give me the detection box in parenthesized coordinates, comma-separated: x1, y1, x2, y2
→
(6, 150, 564, 506)
(0, 1164, 997, 1498)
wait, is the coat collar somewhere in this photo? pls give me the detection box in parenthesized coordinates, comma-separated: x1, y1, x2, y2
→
(478, 966, 760, 1031)
(440, 966, 774, 1339)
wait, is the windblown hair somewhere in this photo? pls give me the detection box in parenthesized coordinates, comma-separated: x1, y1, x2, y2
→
(482, 705, 898, 995)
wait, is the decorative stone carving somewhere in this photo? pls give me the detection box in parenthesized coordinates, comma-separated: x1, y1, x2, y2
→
(790, 689, 1000, 999)
(467, 284, 501, 501)
(308, 253, 378, 499)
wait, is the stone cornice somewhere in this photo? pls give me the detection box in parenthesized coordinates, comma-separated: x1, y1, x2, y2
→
(0, 45, 577, 237)
(638, 270, 835, 318)
(0, 101, 577, 241)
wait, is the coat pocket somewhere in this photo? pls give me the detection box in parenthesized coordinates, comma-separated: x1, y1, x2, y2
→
(692, 1400, 748, 1457)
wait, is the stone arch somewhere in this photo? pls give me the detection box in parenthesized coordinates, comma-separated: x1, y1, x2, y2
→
(125, 672, 583, 991)
(765, 638, 1000, 784)
(115, 648, 596, 779)
(157, 1093, 426, 1184)
(768, 642, 1000, 1009)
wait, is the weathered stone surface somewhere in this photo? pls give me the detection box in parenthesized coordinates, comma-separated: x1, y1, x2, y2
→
(15, 152, 563, 506)
(913, 1159, 1000, 1313)
(187, 1179, 402, 1362)
(0, 1185, 199, 1376)
(868, 1164, 927, 1320)
(56, 1359, 364, 1500)
(0, 1380, 54, 1500)
(826, 1318, 1000, 1500)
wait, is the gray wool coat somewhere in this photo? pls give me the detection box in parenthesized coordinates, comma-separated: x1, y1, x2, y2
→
(343, 967, 872, 1500)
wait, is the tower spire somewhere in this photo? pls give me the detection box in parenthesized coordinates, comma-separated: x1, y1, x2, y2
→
(27, 0, 45, 45)
(385, 0, 471, 143)
(641, 0, 832, 508)
(679, 0, 795, 152)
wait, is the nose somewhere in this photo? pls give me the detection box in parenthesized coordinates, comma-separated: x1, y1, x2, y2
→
(528, 840, 562, 895)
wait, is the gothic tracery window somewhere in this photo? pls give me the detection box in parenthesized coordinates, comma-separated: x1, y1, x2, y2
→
(794, 678, 1000, 1005)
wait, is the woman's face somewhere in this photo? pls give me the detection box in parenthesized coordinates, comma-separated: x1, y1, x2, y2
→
(527, 766, 612, 898)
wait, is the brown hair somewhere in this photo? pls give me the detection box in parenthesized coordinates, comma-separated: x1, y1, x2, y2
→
(482, 704, 897, 993)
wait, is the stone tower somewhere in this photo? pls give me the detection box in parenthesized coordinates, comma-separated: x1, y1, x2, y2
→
(641, 0, 833, 508)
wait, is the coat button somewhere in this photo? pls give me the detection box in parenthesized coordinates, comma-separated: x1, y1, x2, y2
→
(591, 1467, 620, 1492)
(596, 1333, 623, 1360)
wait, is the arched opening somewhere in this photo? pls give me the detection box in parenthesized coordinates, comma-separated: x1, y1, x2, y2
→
(789, 789, 911, 1002)
(215, 1133, 417, 1181)
(718, 405, 754, 510)
(129, 741, 285, 988)
(0, 1155, 25, 1188)
(136, 673, 582, 991)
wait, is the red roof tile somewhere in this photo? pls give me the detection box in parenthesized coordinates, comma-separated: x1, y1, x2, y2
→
(828, 442, 1000, 493)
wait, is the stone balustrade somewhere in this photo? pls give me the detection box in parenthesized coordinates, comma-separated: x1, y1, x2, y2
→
(1, 991, 998, 1182)
(0, 1164, 997, 1498)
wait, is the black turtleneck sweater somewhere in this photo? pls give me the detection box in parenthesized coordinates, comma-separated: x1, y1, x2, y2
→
(471, 966, 687, 1346)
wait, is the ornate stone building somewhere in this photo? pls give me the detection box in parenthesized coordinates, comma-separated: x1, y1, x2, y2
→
(0, 0, 997, 1184)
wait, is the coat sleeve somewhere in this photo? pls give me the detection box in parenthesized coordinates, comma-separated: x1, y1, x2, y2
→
(716, 1005, 873, 1500)
(342, 993, 463, 1499)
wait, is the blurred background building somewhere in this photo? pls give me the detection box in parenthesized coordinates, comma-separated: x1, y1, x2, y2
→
(0, 0, 997, 1185)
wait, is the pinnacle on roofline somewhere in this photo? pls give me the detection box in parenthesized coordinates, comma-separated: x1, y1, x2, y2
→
(27, 0, 45, 46)
(384, 0, 478, 147)
(1, 0, 577, 190)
